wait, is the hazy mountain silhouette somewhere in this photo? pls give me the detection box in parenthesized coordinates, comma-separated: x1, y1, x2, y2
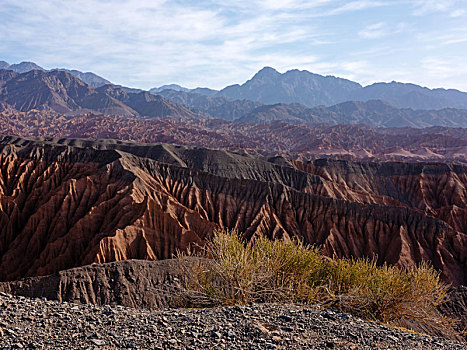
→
(1, 60, 111, 87)
(157, 89, 261, 121)
(218, 67, 361, 106)
(237, 99, 467, 128)
(0, 69, 201, 119)
(191, 67, 467, 110)
(150, 84, 190, 93)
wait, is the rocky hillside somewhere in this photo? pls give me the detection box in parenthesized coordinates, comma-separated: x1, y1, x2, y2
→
(0, 259, 184, 309)
(1, 109, 466, 164)
(1, 258, 466, 340)
(0, 135, 465, 285)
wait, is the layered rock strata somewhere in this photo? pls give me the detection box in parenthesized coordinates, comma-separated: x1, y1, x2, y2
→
(0, 136, 465, 285)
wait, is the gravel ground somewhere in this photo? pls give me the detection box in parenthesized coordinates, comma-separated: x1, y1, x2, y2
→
(0, 292, 465, 349)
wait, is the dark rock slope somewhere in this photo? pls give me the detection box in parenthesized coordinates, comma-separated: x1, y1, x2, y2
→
(0, 136, 465, 285)
(0, 259, 185, 309)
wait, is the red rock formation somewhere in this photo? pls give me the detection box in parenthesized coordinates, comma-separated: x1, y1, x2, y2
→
(0, 136, 465, 285)
(0, 110, 466, 164)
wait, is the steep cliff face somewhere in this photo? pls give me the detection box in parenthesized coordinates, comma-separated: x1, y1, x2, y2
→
(0, 136, 465, 285)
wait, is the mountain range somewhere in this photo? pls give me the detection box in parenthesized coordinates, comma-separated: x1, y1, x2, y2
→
(0, 69, 199, 118)
(2, 66, 467, 128)
(154, 66, 467, 110)
(236, 100, 467, 128)
(5, 60, 467, 112)
(0, 60, 111, 87)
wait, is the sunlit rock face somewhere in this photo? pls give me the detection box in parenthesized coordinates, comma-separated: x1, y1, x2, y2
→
(0, 136, 465, 285)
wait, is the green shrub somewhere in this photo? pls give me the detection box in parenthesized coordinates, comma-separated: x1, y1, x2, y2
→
(176, 229, 449, 328)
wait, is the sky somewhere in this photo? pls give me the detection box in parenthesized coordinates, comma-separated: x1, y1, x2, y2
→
(1, 0, 466, 91)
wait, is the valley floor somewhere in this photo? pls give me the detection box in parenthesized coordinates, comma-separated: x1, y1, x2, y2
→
(0, 293, 464, 350)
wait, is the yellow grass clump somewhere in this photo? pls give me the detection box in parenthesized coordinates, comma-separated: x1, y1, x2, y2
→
(177, 229, 449, 328)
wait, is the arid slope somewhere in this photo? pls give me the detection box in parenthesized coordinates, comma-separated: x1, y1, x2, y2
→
(0, 136, 465, 285)
(0, 110, 466, 164)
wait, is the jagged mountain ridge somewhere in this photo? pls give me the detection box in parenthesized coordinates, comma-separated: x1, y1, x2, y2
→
(0, 69, 136, 115)
(0, 61, 10, 70)
(0, 135, 465, 285)
(59, 69, 111, 87)
(191, 67, 467, 110)
(219, 67, 362, 106)
(5, 61, 467, 111)
(350, 81, 467, 110)
(150, 84, 190, 93)
(0, 69, 201, 119)
(7, 61, 44, 74)
(3, 63, 467, 127)
(1, 60, 110, 87)
(96, 84, 203, 119)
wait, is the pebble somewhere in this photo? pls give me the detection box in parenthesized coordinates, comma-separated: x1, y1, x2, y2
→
(0, 293, 464, 349)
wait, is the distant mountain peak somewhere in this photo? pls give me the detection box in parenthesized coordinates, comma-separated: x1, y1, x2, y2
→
(1, 60, 112, 88)
(149, 84, 190, 94)
(219, 66, 361, 106)
(0, 61, 10, 69)
(253, 66, 280, 78)
(9, 61, 45, 73)
(57, 69, 111, 87)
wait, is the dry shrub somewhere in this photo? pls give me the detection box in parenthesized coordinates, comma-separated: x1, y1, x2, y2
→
(176, 229, 449, 327)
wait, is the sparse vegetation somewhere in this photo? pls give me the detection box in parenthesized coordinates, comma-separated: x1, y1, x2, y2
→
(176, 229, 450, 329)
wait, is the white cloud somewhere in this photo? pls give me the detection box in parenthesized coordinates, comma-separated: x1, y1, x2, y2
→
(421, 57, 456, 77)
(450, 9, 466, 17)
(326, 0, 391, 15)
(358, 22, 386, 38)
(0, 0, 336, 89)
(358, 22, 406, 39)
(412, 0, 463, 16)
(255, 0, 332, 10)
(416, 56, 467, 89)
(1, 0, 466, 91)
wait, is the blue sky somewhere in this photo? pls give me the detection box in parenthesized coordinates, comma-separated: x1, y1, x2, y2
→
(1, 0, 466, 90)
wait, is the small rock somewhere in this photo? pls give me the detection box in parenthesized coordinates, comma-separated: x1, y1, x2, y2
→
(90, 339, 106, 346)
(272, 336, 282, 343)
(212, 331, 222, 338)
